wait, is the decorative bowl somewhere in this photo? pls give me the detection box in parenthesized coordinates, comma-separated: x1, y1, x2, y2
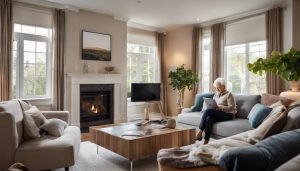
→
(104, 66, 114, 73)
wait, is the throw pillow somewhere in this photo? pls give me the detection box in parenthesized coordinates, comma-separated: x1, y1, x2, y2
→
(248, 103, 272, 128)
(40, 118, 67, 137)
(24, 106, 47, 127)
(248, 105, 287, 144)
(261, 93, 294, 107)
(191, 93, 214, 112)
(18, 100, 32, 111)
(23, 113, 41, 140)
(263, 100, 284, 120)
(287, 101, 300, 111)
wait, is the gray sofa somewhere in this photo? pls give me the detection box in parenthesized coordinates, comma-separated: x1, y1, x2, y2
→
(159, 104, 300, 171)
(177, 94, 261, 139)
(276, 154, 300, 171)
(0, 100, 81, 171)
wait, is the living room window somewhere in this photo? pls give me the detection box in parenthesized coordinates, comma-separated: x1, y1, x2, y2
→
(127, 43, 158, 97)
(12, 24, 52, 99)
(127, 28, 159, 98)
(201, 31, 211, 93)
(224, 15, 266, 95)
(225, 41, 266, 94)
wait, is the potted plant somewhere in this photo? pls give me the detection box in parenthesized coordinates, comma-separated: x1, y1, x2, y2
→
(247, 48, 300, 91)
(168, 64, 199, 113)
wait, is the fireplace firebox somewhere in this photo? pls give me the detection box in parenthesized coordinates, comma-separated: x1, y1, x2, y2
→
(80, 84, 113, 129)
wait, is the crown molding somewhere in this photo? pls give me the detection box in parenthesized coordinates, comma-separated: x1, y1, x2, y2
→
(13, 0, 79, 11)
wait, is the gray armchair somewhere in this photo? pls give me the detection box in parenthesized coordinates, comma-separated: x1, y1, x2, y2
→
(0, 100, 80, 171)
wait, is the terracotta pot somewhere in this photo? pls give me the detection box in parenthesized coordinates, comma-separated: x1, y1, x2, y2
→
(289, 81, 300, 92)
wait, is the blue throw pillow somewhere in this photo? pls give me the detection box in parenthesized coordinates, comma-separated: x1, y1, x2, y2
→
(190, 92, 214, 112)
(248, 103, 272, 128)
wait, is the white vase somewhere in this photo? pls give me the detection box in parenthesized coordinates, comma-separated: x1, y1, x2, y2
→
(289, 81, 300, 92)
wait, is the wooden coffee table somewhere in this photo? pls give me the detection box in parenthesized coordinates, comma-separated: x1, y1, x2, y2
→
(90, 122, 195, 170)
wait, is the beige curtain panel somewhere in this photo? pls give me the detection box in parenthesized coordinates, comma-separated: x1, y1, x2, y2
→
(53, 9, 65, 110)
(0, 0, 12, 101)
(210, 23, 224, 91)
(266, 8, 285, 95)
(192, 27, 202, 95)
(156, 33, 168, 116)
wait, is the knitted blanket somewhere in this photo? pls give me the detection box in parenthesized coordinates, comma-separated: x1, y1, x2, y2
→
(157, 145, 231, 168)
(157, 131, 253, 168)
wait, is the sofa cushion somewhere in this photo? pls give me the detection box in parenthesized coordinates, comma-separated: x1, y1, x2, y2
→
(281, 106, 300, 132)
(40, 118, 68, 137)
(18, 100, 32, 111)
(177, 112, 204, 127)
(234, 95, 261, 118)
(14, 126, 80, 171)
(24, 106, 47, 127)
(212, 119, 253, 138)
(261, 93, 294, 107)
(276, 154, 300, 171)
(248, 104, 272, 128)
(23, 113, 41, 140)
(248, 105, 287, 144)
(219, 129, 300, 171)
(191, 93, 214, 112)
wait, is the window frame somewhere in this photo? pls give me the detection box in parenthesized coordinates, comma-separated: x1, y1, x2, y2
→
(224, 41, 266, 95)
(13, 29, 52, 100)
(126, 43, 159, 98)
(200, 30, 211, 93)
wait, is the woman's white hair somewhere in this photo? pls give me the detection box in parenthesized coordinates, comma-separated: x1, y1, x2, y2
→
(213, 77, 226, 87)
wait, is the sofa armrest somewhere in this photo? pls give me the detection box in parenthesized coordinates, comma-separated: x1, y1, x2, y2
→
(181, 107, 192, 114)
(41, 111, 69, 123)
(276, 154, 300, 171)
(0, 112, 18, 170)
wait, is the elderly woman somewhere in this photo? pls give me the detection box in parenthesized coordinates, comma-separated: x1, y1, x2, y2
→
(196, 77, 237, 144)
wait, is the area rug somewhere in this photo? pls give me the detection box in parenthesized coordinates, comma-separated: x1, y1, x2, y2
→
(54, 141, 158, 171)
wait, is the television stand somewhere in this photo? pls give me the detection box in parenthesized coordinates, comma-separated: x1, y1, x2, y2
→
(143, 101, 165, 120)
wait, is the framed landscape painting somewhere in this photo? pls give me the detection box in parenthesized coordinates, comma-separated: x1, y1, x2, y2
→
(82, 31, 111, 61)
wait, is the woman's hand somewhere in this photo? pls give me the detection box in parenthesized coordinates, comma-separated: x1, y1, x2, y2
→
(216, 105, 227, 111)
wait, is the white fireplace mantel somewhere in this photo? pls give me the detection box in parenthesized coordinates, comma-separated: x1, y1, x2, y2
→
(66, 73, 123, 126)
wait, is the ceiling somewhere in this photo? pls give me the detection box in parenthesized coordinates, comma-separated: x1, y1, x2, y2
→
(40, 0, 286, 30)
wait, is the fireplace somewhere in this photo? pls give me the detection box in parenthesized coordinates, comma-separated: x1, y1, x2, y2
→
(80, 84, 113, 129)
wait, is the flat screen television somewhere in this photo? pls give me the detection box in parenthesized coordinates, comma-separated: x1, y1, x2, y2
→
(131, 83, 161, 102)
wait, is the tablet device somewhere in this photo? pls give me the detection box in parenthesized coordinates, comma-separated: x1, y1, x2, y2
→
(203, 98, 218, 109)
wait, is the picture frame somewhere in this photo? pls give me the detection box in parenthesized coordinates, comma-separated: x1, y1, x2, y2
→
(82, 31, 111, 61)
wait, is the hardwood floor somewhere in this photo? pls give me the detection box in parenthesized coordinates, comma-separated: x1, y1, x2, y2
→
(81, 133, 90, 142)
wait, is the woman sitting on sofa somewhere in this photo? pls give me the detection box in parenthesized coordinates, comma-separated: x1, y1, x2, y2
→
(196, 77, 237, 144)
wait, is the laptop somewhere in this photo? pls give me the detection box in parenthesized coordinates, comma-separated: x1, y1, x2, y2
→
(203, 97, 218, 109)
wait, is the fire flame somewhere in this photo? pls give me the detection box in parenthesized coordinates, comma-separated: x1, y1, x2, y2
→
(91, 105, 98, 113)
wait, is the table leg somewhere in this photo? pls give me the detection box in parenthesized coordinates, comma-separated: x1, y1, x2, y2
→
(130, 161, 133, 171)
(96, 132, 99, 154)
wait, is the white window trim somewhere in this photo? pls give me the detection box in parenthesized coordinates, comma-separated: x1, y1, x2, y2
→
(13, 32, 52, 100)
(127, 43, 159, 98)
(224, 41, 266, 94)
